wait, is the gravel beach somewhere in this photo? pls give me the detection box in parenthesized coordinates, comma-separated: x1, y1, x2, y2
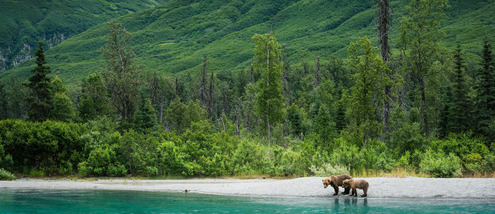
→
(1, 177, 495, 199)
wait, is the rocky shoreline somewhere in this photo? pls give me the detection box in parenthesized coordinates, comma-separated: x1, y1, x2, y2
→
(1, 177, 495, 199)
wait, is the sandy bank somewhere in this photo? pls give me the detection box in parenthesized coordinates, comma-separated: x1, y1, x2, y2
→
(1, 177, 495, 199)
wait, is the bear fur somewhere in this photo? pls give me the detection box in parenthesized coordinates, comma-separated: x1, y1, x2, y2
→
(322, 174, 352, 195)
(342, 179, 369, 197)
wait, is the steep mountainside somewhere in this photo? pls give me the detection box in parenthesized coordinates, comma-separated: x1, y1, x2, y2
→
(1, 0, 494, 83)
(0, 0, 168, 71)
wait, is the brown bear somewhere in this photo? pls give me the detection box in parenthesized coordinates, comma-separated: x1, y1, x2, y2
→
(322, 174, 352, 195)
(342, 179, 369, 197)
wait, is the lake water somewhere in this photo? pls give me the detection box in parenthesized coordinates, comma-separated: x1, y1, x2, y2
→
(1, 189, 494, 213)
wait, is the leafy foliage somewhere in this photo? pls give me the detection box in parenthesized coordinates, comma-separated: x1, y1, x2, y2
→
(419, 149, 462, 178)
(0, 168, 15, 180)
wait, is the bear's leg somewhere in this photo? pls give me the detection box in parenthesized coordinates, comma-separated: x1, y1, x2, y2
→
(343, 187, 350, 195)
(361, 186, 368, 197)
(332, 184, 339, 196)
(352, 187, 357, 197)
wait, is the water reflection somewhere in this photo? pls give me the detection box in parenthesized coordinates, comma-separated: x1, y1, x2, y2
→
(330, 197, 369, 213)
(1, 190, 493, 213)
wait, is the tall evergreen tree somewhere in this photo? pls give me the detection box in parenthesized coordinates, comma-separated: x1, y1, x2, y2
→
(208, 71, 214, 118)
(4, 77, 28, 119)
(51, 76, 76, 122)
(165, 97, 186, 134)
(0, 82, 7, 119)
(399, 0, 448, 138)
(199, 56, 208, 108)
(343, 36, 391, 146)
(315, 104, 337, 146)
(448, 44, 472, 133)
(376, 0, 393, 135)
(79, 73, 112, 122)
(252, 31, 284, 142)
(101, 21, 139, 121)
(474, 38, 495, 139)
(315, 56, 321, 89)
(25, 41, 53, 122)
(438, 84, 453, 138)
(132, 93, 158, 133)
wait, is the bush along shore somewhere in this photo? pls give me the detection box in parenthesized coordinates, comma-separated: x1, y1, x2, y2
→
(0, 118, 494, 179)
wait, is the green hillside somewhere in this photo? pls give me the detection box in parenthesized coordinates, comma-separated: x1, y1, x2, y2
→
(0, 0, 168, 71)
(2, 0, 494, 83)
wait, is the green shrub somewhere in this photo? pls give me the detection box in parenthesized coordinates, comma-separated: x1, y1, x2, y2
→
(145, 166, 158, 177)
(77, 161, 92, 177)
(29, 170, 45, 177)
(107, 163, 127, 177)
(483, 152, 495, 172)
(463, 153, 483, 174)
(372, 153, 395, 171)
(309, 163, 350, 177)
(397, 151, 411, 169)
(0, 168, 15, 180)
(420, 150, 462, 178)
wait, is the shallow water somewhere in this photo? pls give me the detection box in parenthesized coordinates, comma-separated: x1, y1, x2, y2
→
(1, 189, 494, 213)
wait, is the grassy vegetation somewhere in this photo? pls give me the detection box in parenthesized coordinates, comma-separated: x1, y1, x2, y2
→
(2, 0, 494, 84)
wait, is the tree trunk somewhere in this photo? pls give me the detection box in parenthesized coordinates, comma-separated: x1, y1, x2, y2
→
(266, 36, 271, 142)
(420, 76, 430, 138)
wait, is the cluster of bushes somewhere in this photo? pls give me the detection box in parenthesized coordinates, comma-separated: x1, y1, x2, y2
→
(0, 119, 494, 179)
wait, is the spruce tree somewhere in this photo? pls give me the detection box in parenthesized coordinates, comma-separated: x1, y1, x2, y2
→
(315, 104, 336, 146)
(399, 0, 448, 138)
(101, 21, 139, 121)
(449, 44, 472, 133)
(438, 85, 453, 138)
(344, 36, 391, 146)
(376, 0, 393, 135)
(199, 56, 208, 108)
(165, 97, 186, 134)
(132, 94, 158, 133)
(0, 82, 7, 119)
(26, 41, 53, 122)
(51, 76, 76, 122)
(252, 31, 284, 142)
(474, 38, 495, 139)
(79, 73, 112, 122)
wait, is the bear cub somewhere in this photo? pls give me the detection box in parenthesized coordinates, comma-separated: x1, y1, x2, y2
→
(342, 179, 369, 197)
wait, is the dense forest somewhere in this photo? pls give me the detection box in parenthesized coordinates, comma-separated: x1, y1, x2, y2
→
(0, 0, 494, 180)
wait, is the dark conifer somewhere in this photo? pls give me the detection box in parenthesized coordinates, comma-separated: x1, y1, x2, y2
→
(474, 38, 495, 140)
(376, 0, 393, 136)
(132, 93, 158, 133)
(449, 43, 472, 133)
(200, 56, 208, 108)
(26, 42, 53, 121)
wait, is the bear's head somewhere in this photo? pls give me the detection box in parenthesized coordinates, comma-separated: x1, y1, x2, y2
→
(342, 179, 353, 188)
(322, 178, 331, 188)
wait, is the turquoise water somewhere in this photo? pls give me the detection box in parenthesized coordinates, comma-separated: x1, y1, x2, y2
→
(0, 189, 494, 213)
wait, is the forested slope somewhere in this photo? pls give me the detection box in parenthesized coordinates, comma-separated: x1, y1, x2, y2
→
(1, 0, 494, 83)
(0, 0, 168, 71)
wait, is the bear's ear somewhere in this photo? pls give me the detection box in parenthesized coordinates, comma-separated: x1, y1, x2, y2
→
(322, 179, 325, 182)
